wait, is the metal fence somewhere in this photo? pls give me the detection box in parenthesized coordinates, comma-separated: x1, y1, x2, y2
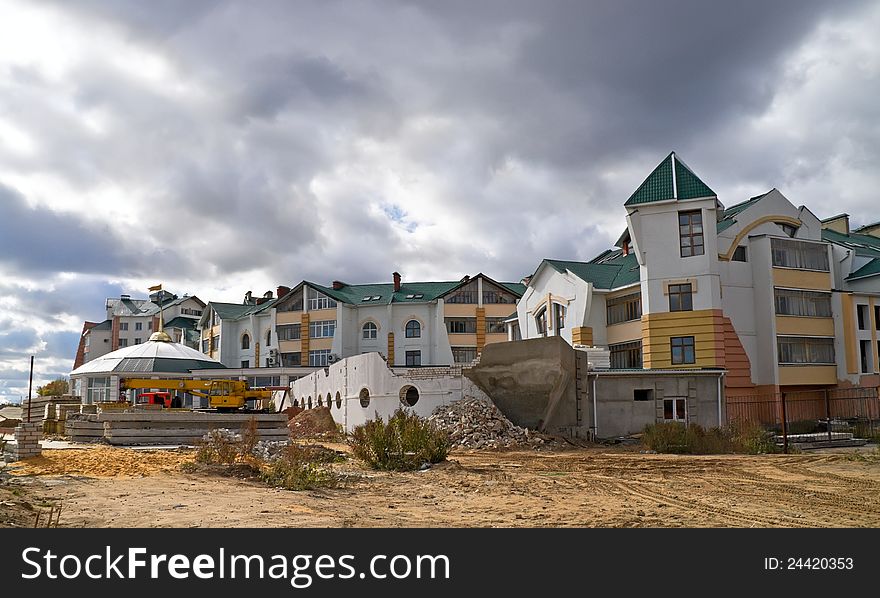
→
(726, 386, 880, 450)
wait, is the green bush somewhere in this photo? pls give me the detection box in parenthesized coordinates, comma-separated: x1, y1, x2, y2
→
(349, 409, 450, 471)
(260, 445, 338, 490)
(643, 421, 780, 455)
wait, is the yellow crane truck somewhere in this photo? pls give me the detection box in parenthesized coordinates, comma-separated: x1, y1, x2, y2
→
(119, 378, 287, 412)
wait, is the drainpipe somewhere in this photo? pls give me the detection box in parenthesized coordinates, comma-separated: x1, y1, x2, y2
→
(592, 374, 598, 439)
(717, 372, 724, 427)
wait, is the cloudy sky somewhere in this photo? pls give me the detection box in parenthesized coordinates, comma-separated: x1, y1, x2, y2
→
(0, 0, 878, 400)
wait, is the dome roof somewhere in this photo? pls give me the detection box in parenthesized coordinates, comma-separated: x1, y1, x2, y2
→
(70, 338, 226, 376)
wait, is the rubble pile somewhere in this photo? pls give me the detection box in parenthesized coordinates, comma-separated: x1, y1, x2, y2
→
(428, 397, 545, 449)
(288, 407, 338, 439)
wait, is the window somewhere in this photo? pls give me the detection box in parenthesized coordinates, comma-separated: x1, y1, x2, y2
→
(405, 320, 421, 338)
(664, 398, 687, 422)
(266, 330, 271, 346)
(633, 389, 653, 401)
(182, 308, 202, 316)
(118, 338, 128, 347)
(446, 280, 478, 304)
(732, 246, 748, 262)
(120, 322, 129, 331)
(335, 392, 342, 409)
(309, 349, 331, 367)
(211, 335, 219, 352)
(670, 336, 696, 365)
(277, 325, 301, 341)
(309, 320, 336, 339)
(307, 287, 337, 311)
(777, 336, 835, 365)
(857, 305, 869, 330)
(400, 385, 420, 407)
(774, 289, 832, 317)
(876, 306, 880, 331)
(148, 321, 153, 330)
(553, 303, 566, 330)
(248, 376, 281, 388)
(201, 338, 209, 353)
(610, 341, 642, 369)
(486, 318, 507, 334)
(678, 210, 704, 257)
(362, 322, 378, 340)
(859, 340, 872, 374)
(668, 283, 693, 312)
(134, 338, 142, 345)
(535, 307, 547, 336)
(606, 293, 642, 325)
(483, 290, 516, 304)
(281, 352, 301, 367)
(405, 350, 421, 367)
(135, 322, 143, 331)
(780, 223, 798, 237)
(279, 290, 304, 312)
(452, 347, 478, 363)
(241, 360, 249, 369)
(446, 318, 476, 334)
(771, 238, 829, 271)
(241, 334, 250, 350)
(359, 388, 370, 408)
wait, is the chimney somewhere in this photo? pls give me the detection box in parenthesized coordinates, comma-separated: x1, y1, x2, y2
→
(263, 290, 273, 299)
(393, 272, 401, 292)
(244, 290, 253, 305)
(332, 280, 346, 290)
(277, 285, 291, 298)
(622, 241, 629, 256)
(120, 294, 130, 300)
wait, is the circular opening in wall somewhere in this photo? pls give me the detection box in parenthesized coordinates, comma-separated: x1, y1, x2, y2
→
(399, 385, 420, 407)
(327, 393, 332, 409)
(359, 388, 370, 408)
(335, 391, 342, 409)
(293, 399, 299, 408)
(307, 396, 312, 409)
(318, 397, 323, 407)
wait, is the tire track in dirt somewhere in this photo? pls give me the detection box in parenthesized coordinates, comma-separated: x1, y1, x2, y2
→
(611, 480, 808, 527)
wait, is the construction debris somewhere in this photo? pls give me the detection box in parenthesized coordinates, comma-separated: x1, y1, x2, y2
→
(428, 397, 546, 449)
(288, 407, 338, 439)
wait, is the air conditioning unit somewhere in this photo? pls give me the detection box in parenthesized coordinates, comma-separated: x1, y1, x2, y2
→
(327, 353, 341, 364)
(267, 348, 279, 366)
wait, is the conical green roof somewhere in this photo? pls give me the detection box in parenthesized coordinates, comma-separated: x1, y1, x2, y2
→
(625, 152, 716, 206)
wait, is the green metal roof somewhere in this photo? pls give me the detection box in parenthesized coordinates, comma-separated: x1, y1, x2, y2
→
(847, 259, 880, 280)
(624, 152, 715, 206)
(545, 253, 640, 290)
(207, 298, 277, 321)
(162, 316, 197, 330)
(715, 190, 772, 233)
(302, 275, 525, 307)
(91, 319, 112, 331)
(821, 229, 880, 257)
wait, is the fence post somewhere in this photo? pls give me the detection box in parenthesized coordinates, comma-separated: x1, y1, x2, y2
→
(824, 388, 832, 442)
(780, 391, 788, 454)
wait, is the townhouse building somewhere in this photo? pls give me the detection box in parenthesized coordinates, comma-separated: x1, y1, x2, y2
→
(74, 291, 205, 368)
(270, 272, 524, 369)
(515, 152, 880, 395)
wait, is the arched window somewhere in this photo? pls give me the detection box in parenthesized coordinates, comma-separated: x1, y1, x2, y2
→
(362, 321, 378, 339)
(405, 320, 421, 338)
(241, 334, 250, 350)
(266, 329, 271, 346)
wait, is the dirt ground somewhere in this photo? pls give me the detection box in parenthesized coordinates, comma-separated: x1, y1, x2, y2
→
(4, 443, 880, 528)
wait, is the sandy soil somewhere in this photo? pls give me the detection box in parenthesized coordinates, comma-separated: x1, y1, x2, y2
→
(4, 444, 880, 528)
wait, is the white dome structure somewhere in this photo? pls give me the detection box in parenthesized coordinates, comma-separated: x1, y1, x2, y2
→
(70, 337, 226, 376)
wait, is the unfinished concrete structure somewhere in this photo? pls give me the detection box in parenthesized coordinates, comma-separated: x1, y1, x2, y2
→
(465, 336, 724, 439)
(288, 352, 489, 433)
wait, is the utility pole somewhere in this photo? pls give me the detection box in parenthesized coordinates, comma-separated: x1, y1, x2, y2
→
(26, 355, 34, 423)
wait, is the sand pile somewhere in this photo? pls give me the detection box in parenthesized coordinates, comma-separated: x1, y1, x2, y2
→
(7, 448, 193, 477)
(288, 407, 338, 438)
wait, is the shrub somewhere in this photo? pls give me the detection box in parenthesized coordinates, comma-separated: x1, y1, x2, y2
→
(643, 421, 780, 455)
(349, 409, 450, 471)
(195, 429, 241, 466)
(260, 444, 338, 490)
